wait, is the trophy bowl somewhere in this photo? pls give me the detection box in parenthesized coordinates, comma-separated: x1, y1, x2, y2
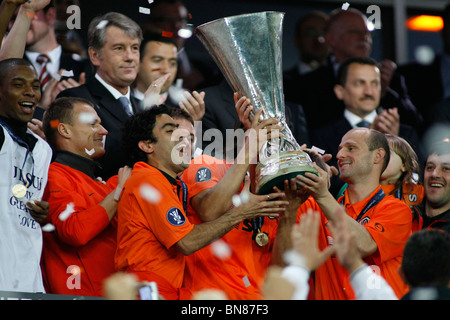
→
(195, 11, 318, 194)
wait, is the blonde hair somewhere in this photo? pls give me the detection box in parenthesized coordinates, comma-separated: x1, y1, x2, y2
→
(385, 134, 420, 195)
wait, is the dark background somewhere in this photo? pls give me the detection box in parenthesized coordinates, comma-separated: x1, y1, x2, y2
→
(73, 0, 447, 71)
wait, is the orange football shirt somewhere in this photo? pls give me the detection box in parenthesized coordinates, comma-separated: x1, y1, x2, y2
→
(115, 162, 194, 300)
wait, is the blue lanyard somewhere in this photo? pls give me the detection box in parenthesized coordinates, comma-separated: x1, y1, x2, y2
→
(177, 177, 188, 214)
(252, 216, 264, 232)
(340, 188, 385, 222)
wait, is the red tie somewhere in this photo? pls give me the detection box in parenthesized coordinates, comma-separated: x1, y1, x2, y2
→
(36, 54, 51, 88)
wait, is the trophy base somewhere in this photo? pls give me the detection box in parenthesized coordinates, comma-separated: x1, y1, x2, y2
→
(255, 150, 318, 195)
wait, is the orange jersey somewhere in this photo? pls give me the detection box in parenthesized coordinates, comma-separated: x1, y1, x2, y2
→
(181, 155, 277, 299)
(115, 162, 193, 300)
(298, 186, 412, 300)
(381, 183, 424, 232)
(42, 161, 118, 297)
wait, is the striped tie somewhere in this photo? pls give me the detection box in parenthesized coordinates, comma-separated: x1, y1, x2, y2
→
(36, 54, 51, 89)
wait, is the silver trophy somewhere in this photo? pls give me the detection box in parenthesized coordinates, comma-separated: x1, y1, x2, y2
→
(195, 11, 317, 194)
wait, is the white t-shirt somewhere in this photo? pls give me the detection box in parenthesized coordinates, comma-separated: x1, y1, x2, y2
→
(0, 125, 52, 292)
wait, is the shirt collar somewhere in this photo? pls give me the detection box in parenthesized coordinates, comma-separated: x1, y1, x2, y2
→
(25, 45, 62, 72)
(95, 73, 130, 100)
(344, 109, 377, 128)
(341, 185, 383, 219)
(53, 150, 98, 180)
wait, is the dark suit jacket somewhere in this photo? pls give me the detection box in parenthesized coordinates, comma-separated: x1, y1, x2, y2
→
(57, 77, 143, 179)
(310, 116, 425, 197)
(201, 80, 310, 155)
(284, 56, 424, 134)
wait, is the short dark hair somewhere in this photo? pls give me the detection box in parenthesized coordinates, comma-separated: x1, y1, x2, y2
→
(0, 58, 35, 85)
(121, 105, 173, 166)
(167, 106, 193, 126)
(336, 56, 379, 86)
(140, 32, 177, 61)
(402, 229, 450, 288)
(43, 97, 95, 147)
(367, 129, 390, 174)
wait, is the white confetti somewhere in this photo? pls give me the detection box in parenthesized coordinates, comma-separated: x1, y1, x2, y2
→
(415, 45, 435, 65)
(148, 0, 154, 3)
(139, 183, 161, 203)
(168, 86, 186, 106)
(242, 275, 251, 287)
(232, 194, 242, 207)
(142, 93, 161, 109)
(79, 112, 96, 124)
(239, 190, 250, 204)
(96, 20, 108, 30)
(210, 239, 232, 260)
(61, 70, 74, 78)
(85, 148, 95, 156)
(342, 2, 350, 10)
(311, 145, 325, 155)
(59, 203, 75, 221)
(139, 6, 150, 14)
(72, 53, 83, 61)
(42, 223, 55, 232)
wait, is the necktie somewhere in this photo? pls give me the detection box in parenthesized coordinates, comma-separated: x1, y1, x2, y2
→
(36, 54, 51, 88)
(356, 120, 370, 128)
(118, 96, 132, 116)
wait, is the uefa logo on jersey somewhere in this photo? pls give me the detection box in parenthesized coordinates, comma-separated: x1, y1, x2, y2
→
(195, 167, 212, 182)
(166, 207, 186, 226)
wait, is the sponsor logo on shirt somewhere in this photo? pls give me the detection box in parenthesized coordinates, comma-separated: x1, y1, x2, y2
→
(195, 167, 212, 182)
(166, 207, 186, 226)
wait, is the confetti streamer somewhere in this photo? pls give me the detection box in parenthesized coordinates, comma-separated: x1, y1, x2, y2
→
(61, 70, 74, 77)
(139, 183, 162, 203)
(232, 194, 242, 207)
(342, 2, 350, 10)
(242, 275, 251, 287)
(96, 20, 108, 30)
(78, 112, 96, 124)
(210, 239, 232, 260)
(139, 7, 151, 14)
(42, 223, 55, 232)
(311, 145, 325, 155)
(85, 148, 95, 156)
(59, 203, 75, 221)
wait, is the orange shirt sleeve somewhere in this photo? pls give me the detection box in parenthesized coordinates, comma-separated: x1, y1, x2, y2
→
(182, 155, 229, 199)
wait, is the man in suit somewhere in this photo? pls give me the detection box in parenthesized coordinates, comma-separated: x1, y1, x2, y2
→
(285, 8, 423, 135)
(143, 0, 221, 91)
(132, 32, 205, 121)
(24, 1, 90, 87)
(283, 11, 329, 84)
(310, 57, 424, 197)
(58, 12, 143, 180)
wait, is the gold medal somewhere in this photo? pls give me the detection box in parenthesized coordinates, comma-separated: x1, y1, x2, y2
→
(12, 184, 27, 199)
(255, 232, 269, 246)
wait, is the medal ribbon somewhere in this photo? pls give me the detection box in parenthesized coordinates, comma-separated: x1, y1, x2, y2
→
(177, 177, 188, 214)
(340, 188, 385, 223)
